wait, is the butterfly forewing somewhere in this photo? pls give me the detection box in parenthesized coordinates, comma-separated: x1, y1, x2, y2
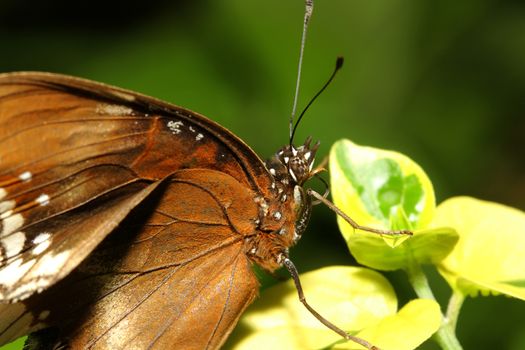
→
(0, 72, 274, 303)
(0, 72, 294, 349)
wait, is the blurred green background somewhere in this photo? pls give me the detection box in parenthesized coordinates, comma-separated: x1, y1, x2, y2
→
(1, 0, 524, 349)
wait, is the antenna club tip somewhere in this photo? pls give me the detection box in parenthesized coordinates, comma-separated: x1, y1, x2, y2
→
(335, 56, 344, 69)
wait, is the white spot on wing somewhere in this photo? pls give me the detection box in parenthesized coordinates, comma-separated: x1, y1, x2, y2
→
(96, 104, 134, 116)
(196, 133, 203, 141)
(36, 194, 50, 206)
(2, 231, 25, 258)
(19, 172, 32, 182)
(0, 200, 15, 214)
(0, 258, 36, 286)
(1, 214, 24, 237)
(273, 211, 282, 220)
(32, 233, 51, 255)
(35, 251, 70, 276)
(33, 233, 51, 245)
(7, 278, 48, 301)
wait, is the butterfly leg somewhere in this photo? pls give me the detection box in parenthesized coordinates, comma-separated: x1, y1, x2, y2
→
(282, 257, 380, 350)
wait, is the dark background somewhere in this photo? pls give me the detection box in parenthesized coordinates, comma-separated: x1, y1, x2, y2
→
(1, 0, 524, 349)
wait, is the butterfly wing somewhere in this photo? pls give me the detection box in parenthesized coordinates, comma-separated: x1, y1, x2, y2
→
(1, 170, 260, 349)
(0, 72, 272, 303)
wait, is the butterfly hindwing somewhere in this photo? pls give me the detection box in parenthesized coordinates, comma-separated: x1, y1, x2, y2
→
(1, 169, 260, 349)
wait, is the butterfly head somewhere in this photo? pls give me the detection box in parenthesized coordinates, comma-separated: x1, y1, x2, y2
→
(266, 136, 320, 187)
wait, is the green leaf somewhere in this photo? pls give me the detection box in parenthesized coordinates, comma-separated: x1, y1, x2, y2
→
(435, 196, 525, 299)
(227, 266, 396, 349)
(0, 337, 25, 350)
(329, 139, 457, 270)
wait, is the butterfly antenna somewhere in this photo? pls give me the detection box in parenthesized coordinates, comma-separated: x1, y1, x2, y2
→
(290, 57, 344, 145)
(289, 0, 314, 146)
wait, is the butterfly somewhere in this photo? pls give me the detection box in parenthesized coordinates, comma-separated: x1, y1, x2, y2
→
(0, 68, 308, 347)
(0, 2, 411, 349)
(0, 66, 337, 348)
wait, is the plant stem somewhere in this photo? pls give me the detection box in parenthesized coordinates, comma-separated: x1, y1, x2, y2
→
(445, 290, 465, 333)
(405, 263, 463, 350)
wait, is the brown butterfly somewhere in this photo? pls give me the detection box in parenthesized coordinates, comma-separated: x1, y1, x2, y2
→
(0, 70, 340, 349)
(0, 3, 410, 350)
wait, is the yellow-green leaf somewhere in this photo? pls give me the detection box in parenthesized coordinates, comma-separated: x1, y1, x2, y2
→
(330, 139, 435, 231)
(329, 140, 457, 270)
(435, 196, 525, 299)
(346, 227, 458, 271)
(227, 266, 396, 349)
(227, 267, 441, 350)
(346, 299, 442, 350)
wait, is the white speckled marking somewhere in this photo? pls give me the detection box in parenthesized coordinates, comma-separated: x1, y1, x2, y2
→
(195, 133, 203, 141)
(2, 231, 25, 258)
(304, 151, 311, 160)
(167, 120, 184, 134)
(273, 211, 282, 220)
(36, 194, 50, 206)
(289, 168, 298, 182)
(1, 214, 24, 237)
(18, 171, 32, 182)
